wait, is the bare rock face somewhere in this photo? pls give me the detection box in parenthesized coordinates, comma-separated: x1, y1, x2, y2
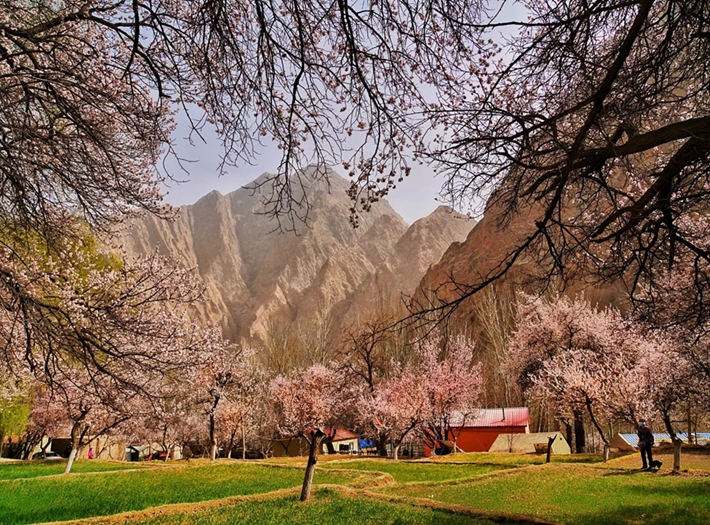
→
(415, 195, 626, 325)
(120, 167, 475, 343)
(342, 206, 475, 320)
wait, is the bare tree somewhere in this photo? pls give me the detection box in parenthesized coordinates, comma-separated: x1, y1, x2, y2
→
(472, 285, 520, 407)
(407, 1, 710, 327)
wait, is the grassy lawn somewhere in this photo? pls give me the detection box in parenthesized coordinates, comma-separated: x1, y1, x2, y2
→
(107, 489, 508, 525)
(0, 460, 151, 480)
(321, 458, 513, 483)
(607, 449, 710, 471)
(429, 451, 633, 465)
(387, 462, 710, 525)
(3, 453, 709, 525)
(0, 461, 361, 525)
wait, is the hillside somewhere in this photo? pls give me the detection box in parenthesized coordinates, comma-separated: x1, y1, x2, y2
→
(120, 166, 474, 342)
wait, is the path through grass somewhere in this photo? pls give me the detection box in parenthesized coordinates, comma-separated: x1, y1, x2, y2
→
(87, 489, 512, 525)
(387, 463, 710, 525)
(0, 462, 361, 525)
(322, 458, 512, 483)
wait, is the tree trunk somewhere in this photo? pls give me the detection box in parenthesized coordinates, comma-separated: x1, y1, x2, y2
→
(300, 430, 324, 502)
(209, 394, 220, 461)
(672, 437, 682, 471)
(564, 420, 573, 452)
(546, 435, 557, 463)
(64, 422, 84, 475)
(573, 409, 585, 454)
(687, 401, 693, 444)
(661, 412, 682, 472)
(585, 397, 610, 462)
(242, 424, 246, 460)
(209, 409, 217, 461)
(393, 443, 400, 461)
(377, 433, 388, 457)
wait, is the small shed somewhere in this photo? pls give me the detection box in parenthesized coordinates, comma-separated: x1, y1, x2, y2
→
(444, 407, 530, 453)
(125, 445, 150, 462)
(488, 431, 571, 455)
(611, 432, 710, 452)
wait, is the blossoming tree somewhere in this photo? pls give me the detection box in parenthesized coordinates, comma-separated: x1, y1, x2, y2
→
(417, 334, 483, 454)
(357, 365, 428, 460)
(269, 365, 348, 501)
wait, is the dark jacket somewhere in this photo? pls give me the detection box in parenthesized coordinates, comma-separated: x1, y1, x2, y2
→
(637, 426, 654, 448)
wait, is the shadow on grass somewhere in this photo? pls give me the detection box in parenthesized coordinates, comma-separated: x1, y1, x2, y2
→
(570, 503, 709, 525)
(599, 468, 658, 477)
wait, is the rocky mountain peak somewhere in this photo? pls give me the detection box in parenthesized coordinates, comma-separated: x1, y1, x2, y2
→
(121, 168, 474, 343)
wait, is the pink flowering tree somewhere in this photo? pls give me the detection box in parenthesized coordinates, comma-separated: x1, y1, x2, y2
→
(190, 341, 258, 460)
(43, 369, 136, 473)
(127, 372, 202, 461)
(417, 334, 483, 454)
(215, 398, 253, 460)
(269, 365, 348, 501)
(358, 365, 429, 460)
(0, 231, 220, 471)
(15, 387, 65, 460)
(508, 293, 703, 467)
(507, 295, 644, 455)
(628, 336, 701, 472)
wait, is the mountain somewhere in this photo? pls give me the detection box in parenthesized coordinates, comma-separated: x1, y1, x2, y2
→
(120, 166, 475, 342)
(415, 195, 626, 325)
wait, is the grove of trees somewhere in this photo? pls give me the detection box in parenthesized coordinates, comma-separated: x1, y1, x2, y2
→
(1, 0, 709, 500)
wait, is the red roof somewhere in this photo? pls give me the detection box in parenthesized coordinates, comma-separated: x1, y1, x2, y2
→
(450, 407, 529, 428)
(329, 428, 358, 442)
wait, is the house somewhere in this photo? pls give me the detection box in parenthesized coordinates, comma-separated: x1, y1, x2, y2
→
(271, 436, 309, 457)
(322, 428, 359, 454)
(611, 432, 710, 452)
(272, 428, 362, 457)
(442, 407, 530, 453)
(1, 435, 50, 459)
(488, 431, 571, 455)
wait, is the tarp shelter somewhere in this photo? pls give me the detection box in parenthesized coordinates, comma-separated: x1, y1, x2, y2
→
(441, 407, 530, 453)
(488, 432, 571, 455)
(125, 445, 149, 462)
(611, 433, 710, 452)
(358, 436, 375, 453)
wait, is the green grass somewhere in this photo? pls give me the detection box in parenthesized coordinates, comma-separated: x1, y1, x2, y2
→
(430, 451, 632, 465)
(0, 460, 150, 480)
(322, 458, 512, 483)
(0, 462, 360, 525)
(388, 463, 710, 525)
(122, 489, 506, 525)
(3, 453, 709, 525)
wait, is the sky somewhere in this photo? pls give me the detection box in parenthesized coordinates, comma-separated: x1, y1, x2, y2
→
(160, 2, 527, 226)
(161, 117, 454, 226)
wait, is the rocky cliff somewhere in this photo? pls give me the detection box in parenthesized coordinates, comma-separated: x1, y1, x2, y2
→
(415, 195, 626, 326)
(120, 167, 474, 342)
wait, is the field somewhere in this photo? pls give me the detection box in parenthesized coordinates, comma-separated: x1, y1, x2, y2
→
(1, 451, 708, 525)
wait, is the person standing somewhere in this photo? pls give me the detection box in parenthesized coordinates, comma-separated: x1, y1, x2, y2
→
(87, 447, 94, 460)
(637, 419, 654, 469)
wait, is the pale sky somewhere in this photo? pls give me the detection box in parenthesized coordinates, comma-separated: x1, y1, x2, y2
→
(161, 116, 453, 226)
(160, 2, 526, 225)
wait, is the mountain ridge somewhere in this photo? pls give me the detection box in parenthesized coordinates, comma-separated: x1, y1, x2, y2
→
(120, 166, 475, 343)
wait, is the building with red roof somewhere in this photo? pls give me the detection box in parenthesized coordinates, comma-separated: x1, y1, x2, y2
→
(435, 407, 530, 454)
